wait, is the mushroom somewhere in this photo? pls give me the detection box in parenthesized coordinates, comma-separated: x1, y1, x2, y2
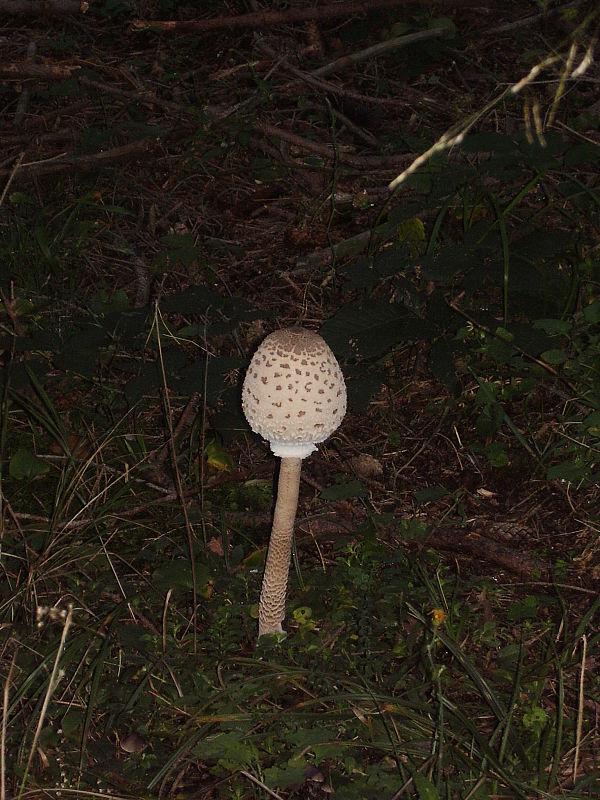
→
(242, 327, 346, 637)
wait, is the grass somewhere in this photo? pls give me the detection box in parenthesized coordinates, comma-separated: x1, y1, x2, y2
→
(1, 375, 598, 797)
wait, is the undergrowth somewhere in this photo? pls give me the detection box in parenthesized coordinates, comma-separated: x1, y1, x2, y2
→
(1, 0, 599, 797)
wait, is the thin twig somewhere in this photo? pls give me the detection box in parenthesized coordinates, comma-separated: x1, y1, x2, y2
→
(1, 651, 17, 800)
(0, 152, 24, 206)
(573, 633, 587, 781)
(239, 770, 285, 800)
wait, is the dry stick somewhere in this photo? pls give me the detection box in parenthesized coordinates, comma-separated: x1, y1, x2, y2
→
(78, 75, 182, 113)
(1, 652, 17, 800)
(0, 152, 24, 206)
(240, 770, 285, 800)
(256, 118, 413, 169)
(258, 39, 416, 108)
(17, 606, 73, 800)
(149, 393, 200, 470)
(487, 0, 592, 35)
(0, 62, 78, 80)
(13, 41, 36, 128)
(0, 129, 192, 180)
(0, 0, 87, 14)
(311, 27, 447, 78)
(0, 139, 154, 179)
(573, 633, 587, 782)
(131, 0, 409, 34)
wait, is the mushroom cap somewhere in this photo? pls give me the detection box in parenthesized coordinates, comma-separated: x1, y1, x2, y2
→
(242, 327, 346, 458)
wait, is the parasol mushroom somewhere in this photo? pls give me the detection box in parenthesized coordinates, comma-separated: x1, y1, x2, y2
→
(242, 327, 346, 637)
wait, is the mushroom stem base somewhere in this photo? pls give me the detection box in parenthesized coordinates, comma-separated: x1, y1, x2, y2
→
(258, 457, 302, 637)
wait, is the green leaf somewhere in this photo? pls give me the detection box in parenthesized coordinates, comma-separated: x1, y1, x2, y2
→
(507, 595, 539, 621)
(320, 299, 432, 360)
(9, 448, 50, 480)
(582, 299, 600, 324)
(485, 441, 509, 468)
(541, 349, 568, 365)
(152, 560, 213, 596)
(321, 479, 367, 500)
(533, 318, 572, 336)
(264, 761, 308, 789)
(205, 441, 233, 472)
(428, 339, 460, 392)
(194, 732, 257, 769)
(547, 461, 588, 482)
(414, 773, 439, 800)
(153, 233, 201, 270)
(415, 486, 448, 504)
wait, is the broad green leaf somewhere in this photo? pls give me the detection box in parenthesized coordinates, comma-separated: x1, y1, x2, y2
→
(582, 299, 600, 324)
(533, 318, 572, 336)
(9, 448, 50, 480)
(541, 349, 568, 365)
(547, 461, 588, 482)
(264, 761, 308, 789)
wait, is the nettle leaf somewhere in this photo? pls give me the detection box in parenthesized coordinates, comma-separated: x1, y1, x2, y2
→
(415, 486, 448, 504)
(9, 448, 50, 480)
(320, 478, 367, 500)
(511, 230, 573, 262)
(204, 440, 233, 472)
(541, 349, 568, 366)
(152, 560, 213, 596)
(461, 132, 519, 153)
(153, 233, 201, 270)
(193, 732, 258, 768)
(564, 143, 600, 167)
(264, 760, 308, 789)
(343, 365, 385, 412)
(176, 356, 244, 405)
(583, 411, 600, 435)
(533, 318, 572, 336)
(320, 299, 432, 360)
(583, 299, 600, 324)
(160, 284, 226, 315)
(485, 441, 509, 467)
(547, 461, 589, 482)
(428, 339, 464, 393)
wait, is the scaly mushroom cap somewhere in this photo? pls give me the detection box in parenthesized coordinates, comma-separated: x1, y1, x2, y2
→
(242, 327, 346, 458)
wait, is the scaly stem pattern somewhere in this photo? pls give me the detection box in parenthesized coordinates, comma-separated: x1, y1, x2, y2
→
(258, 457, 302, 637)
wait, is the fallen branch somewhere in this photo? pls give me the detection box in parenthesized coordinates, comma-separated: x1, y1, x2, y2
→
(430, 527, 550, 579)
(0, 62, 79, 80)
(311, 27, 447, 78)
(131, 0, 407, 34)
(0, 0, 87, 14)
(0, 128, 192, 181)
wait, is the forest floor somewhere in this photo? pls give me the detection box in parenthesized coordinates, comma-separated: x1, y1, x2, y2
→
(1, 1, 599, 798)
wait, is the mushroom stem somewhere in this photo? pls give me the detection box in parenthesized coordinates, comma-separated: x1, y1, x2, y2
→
(258, 456, 302, 637)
